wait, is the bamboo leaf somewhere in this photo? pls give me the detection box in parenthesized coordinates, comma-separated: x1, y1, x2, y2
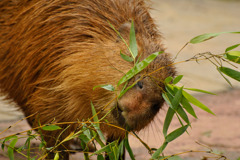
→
(182, 90, 215, 115)
(124, 136, 135, 160)
(93, 141, 117, 155)
(129, 20, 138, 59)
(120, 51, 134, 62)
(54, 152, 59, 160)
(42, 125, 62, 131)
(173, 75, 183, 84)
(217, 67, 233, 87)
(97, 155, 104, 160)
(224, 51, 240, 64)
(164, 76, 173, 84)
(151, 142, 168, 159)
(165, 125, 188, 143)
(176, 106, 190, 125)
(171, 86, 183, 109)
(2, 135, 18, 151)
(218, 66, 240, 81)
(180, 97, 197, 118)
(91, 102, 99, 125)
(118, 140, 125, 160)
(93, 84, 115, 91)
(190, 31, 240, 44)
(184, 88, 216, 95)
(7, 135, 18, 160)
(162, 103, 175, 137)
(225, 43, 240, 52)
(118, 51, 163, 86)
(91, 102, 106, 143)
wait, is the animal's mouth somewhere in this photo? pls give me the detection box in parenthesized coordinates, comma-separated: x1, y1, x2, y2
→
(111, 102, 127, 128)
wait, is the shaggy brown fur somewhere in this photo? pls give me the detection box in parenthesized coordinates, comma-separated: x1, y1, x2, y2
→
(0, 0, 175, 159)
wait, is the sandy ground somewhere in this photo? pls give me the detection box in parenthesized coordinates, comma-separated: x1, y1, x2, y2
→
(0, 0, 240, 159)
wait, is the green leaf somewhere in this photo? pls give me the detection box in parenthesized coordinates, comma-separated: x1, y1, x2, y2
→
(176, 106, 190, 125)
(82, 125, 92, 141)
(171, 86, 183, 109)
(164, 76, 173, 84)
(124, 136, 135, 160)
(165, 84, 174, 96)
(217, 67, 233, 87)
(224, 51, 240, 64)
(165, 85, 183, 109)
(91, 102, 106, 143)
(93, 84, 115, 91)
(165, 125, 188, 143)
(182, 90, 215, 115)
(118, 51, 163, 86)
(190, 31, 240, 44)
(93, 141, 117, 155)
(42, 125, 62, 131)
(91, 102, 99, 125)
(227, 51, 240, 57)
(39, 140, 46, 151)
(25, 134, 36, 158)
(97, 155, 105, 160)
(151, 142, 168, 159)
(94, 135, 105, 148)
(218, 66, 240, 81)
(79, 133, 90, 149)
(162, 104, 175, 137)
(54, 152, 59, 160)
(2, 135, 17, 151)
(225, 44, 240, 52)
(129, 20, 138, 59)
(184, 88, 216, 95)
(7, 135, 18, 160)
(118, 140, 125, 160)
(180, 97, 197, 118)
(120, 51, 134, 62)
(173, 75, 183, 84)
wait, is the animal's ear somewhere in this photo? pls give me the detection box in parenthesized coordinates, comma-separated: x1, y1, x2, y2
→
(117, 21, 135, 41)
(118, 21, 131, 36)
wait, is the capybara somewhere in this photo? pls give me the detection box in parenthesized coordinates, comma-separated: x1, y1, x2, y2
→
(0, 0, 175, 159)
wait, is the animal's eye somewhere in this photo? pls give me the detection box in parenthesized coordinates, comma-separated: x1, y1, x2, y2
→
(137, 81, 143, 89)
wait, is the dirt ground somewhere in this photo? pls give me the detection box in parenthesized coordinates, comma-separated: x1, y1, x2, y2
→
(0, 0, 240, 159)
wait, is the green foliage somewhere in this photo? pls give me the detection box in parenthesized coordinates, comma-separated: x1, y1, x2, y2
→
(189, 31, 240, 44)
(218, 66, 240, 81)
(41, 125, 62, 131)
(93, 84, 115, 91)
(117, 51, 163, 86)
(7, 136, 18, 160)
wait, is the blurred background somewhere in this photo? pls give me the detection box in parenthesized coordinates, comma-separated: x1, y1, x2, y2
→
(150, 0, 240, 92)
(0, 0, 240, 159)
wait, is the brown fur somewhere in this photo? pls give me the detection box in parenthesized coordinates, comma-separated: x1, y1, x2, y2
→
(0, 0, 175, 159)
